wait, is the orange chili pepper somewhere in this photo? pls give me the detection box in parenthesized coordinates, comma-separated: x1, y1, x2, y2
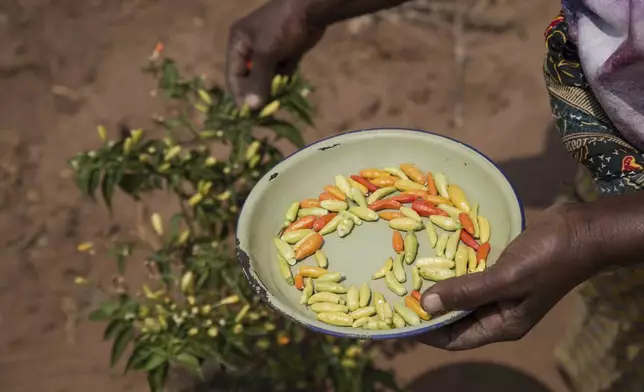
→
(319, 192, 341, 201)
(369, 176, 398, 188)
(294, 233, 324, 260)
(284, 216, 317, 233)
(390, 194, 417, 203)
(300, 198, 321, 208)
(312, 213, 337, 232)
(368, 199, 402, 211)
(350, 175, 378, 192)
(392, 231, 404, 254)
(359, 168, 390, 179)
(410, 290, 422, 302)
(425, 195, 452, 205)
(411, 200, 448, 217)
(324, 185, 346, 201)
(476, 242, 491, 264)
(298, 265, 327, 278)
(379, 211, 405, 221)
(458, 212, 475, 235)
(294, 274, 304, 290)
(404, 295, 430, 320)
(426, 172, 438, 196)
(460, 230, 480, 251)
(400, 163, 426, 185)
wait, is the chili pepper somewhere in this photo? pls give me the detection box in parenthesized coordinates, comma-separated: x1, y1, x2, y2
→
(314, 250, 328, 268)
(390, 194, 417, 203)
(259, 100, 280, 118)
(405, 295, 431, 321)
(394, 303, 421, 326)
(379, 211, 405, 221)
(429, 215, 461, 231)
(308, 292, 342, 305)
(281, 229, 315, 244)
(347, 286, 359, 311)
(389, 217, 424, 231)
(459, 212, 475, 235)
(335, 175, 352, 199)
(438, 204, 462, 220)
(435, 233, 448, 257)
(445, 229, 462, 260)
(319, 192, 341, 201)
(393, 254, 406, 283)
(478, 216, 491, 243)
(460, 230, 480, 251)
(426, 172, 438, 196)
(294, 232, 316, 251)
(416, 257, 455, 269)
(393, 313, 406, 328)
(359, 168, 390, 179)
(300, 198, 321, 208)
(412, 267, 422, 291)
(317, 312, 354, 327)
(383, 166, 409, 180)
(404, 231, 419, 264)
(412, 200, 448, 217)
(385, 271, 407, 296)
(350, 306, 376, 319)
(404, 190, 430, 200)
(372, 257, 393, 279)
(340, 210, 363, 226)
(426, 220, 438, 248)
(368, 199, 402, 211)
(400, 206, 422, 222)
(448, 184, 470, 213)
(470, 203, 481, 238)
(324, 185, 346, 201)
(370, 176, 398, 188)
(350, 175, 378, 192)
(410, 290, 422, 302)
(277, 254, 294, 286)
(352, 316, 371, 328)
(348, 178, 369, 195)
(298, 265, 327, 278)
(320, 200, 348, 212)
(298, 207, 328, 217)
(294, 233, 324, 260)
(425, 195, 452, 205)
(477, 242, 491, 265)
(348, 206, 378, 221)
(313, 213, 338, 232)
(284, 215, 317, 233)
(300, 277, 313, 304)
(349, 188, 367, 208)
(392, 231, 404, 253)
(337, 217, 354, 238)
(311, 303, 349, 313)
(315, 281, 348, 294)
(434, 173, 449, 199)
(294, 274, 304, 290)
(455, 244, 469, 277)
(475, 259, 487, 273)
(468, 247, 477, 273)
(381, 301, 394, 323)
(419, 268, 456, 281)
(359, 283, 371, 307)
(400, 163, 426, 185)
(273, 238, 296, 265)
(367, 186, 397, 204)
(318, 271, 343, 282)
(395, 179, 428, 192)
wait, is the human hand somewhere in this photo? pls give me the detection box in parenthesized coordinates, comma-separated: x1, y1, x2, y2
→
(226, 0, 325, 110)
(418, 205, 596, 350)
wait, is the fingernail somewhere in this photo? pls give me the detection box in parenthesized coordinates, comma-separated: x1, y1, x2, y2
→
(422, 293, 444, 314)
(244, 94, 261, 110)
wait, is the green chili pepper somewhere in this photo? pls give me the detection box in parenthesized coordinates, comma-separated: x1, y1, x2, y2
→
(412, 267, 422, 291)
(314, 250, 328, 269)
(445, 229, 462, 260)
(317, 312, 353, 327)
(385, 271, 407, 296)
(347, 286, 359, 311)
(310, 302, 349, 313)
(314, 281, 348, 294)
(300, 277, 313, 304)
(277, 254, 294, 285)
(394, 303, 421, 326)
(393, 253, 406, 283)
(359, 283, 371, 308)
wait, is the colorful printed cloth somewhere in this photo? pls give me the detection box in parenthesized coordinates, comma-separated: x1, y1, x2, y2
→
(544, 12, 644, 392)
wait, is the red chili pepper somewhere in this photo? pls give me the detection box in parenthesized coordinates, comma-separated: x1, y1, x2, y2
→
(368, 199, 402, 211)
(294, 274, 304, 290)
(245, 60, 253, 71)
(460, 230, 480, 251)
(312, 213, 337, 232)
(284, 216, 316, 233)
(390, 194, 417, 203)
(411, 200, 449, 217)
(476, 242, 491, 264)
(350, 175, 378, 192)
(410, 290, 422, 302)
(426, 172, 438, 196)
(458, 212, 475, 235)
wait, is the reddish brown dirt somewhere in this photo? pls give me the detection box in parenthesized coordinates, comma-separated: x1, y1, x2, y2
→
(0, 0, 579, 391)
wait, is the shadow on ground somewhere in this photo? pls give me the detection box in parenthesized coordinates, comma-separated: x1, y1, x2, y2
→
(495, 123, 577, 209)
(407, 361, 555, 392)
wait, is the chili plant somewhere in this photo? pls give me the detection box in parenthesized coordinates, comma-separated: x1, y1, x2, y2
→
(70, 46, 398, 392)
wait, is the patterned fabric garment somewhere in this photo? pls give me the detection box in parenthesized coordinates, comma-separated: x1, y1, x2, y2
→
(544, 12, 644, 392)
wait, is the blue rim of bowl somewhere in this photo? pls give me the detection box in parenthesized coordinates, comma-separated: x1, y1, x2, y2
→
(236, 127, 526, 340)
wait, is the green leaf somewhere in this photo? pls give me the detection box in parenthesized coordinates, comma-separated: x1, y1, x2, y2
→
(369, 368, 401, 392)
(125, 344, 153, 374)
(169, 213, 183, 239)
(110, 326, 134, 368)
(87, 168, 101, 198)
(142, 353, 168, 372)
(103, 319, 126, 340)
(88, 300, 121, 321)
(118, 173, 147, 196)
(101, 167, 123, 209)
(173, 352, 202, 378)
(286, 94, 314, 126)
(264, 119, 305, 148)
(147, 363, 169, 392)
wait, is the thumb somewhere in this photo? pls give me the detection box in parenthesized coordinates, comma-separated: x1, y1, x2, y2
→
(421, 269, 508, 315)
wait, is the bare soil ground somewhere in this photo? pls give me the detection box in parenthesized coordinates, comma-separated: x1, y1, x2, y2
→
(0, 0, 579, 391)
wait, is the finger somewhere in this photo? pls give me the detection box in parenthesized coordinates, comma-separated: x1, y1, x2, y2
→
(226, 29, 253, 107)
(238, 52, 277, 110)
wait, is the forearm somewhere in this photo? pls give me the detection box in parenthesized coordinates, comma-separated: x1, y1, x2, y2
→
(303, 0, 410, 27)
